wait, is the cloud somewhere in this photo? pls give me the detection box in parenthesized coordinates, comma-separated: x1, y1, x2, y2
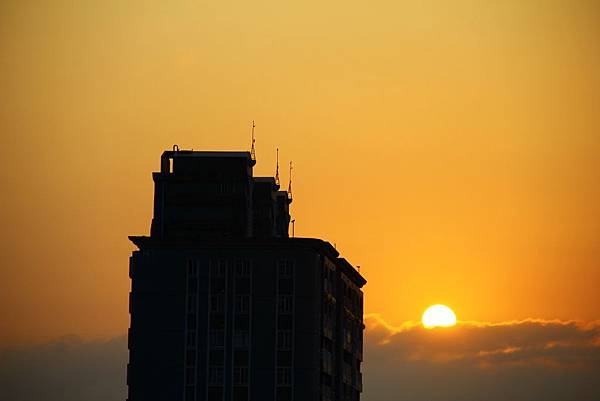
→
(1, 317, 599, 401)
(0, 335, 127, 401)
(363, 314, 600, 401)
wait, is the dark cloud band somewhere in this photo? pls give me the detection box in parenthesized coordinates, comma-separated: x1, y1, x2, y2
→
(364, 314, 600, 401)
(1, 316, 599, 401)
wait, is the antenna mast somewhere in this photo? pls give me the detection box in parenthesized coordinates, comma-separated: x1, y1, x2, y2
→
(250, 120, 256, 161)
(275, 148, 280, 186)
(287, 161, 293, 201)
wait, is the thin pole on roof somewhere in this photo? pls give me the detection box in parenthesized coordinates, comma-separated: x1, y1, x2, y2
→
(275, 148, 280, 186)
(250, 120, 256, 161)
(287, 161, 293, 200)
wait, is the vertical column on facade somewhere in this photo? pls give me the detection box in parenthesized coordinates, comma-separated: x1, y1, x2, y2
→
(275, 259, 295, 401)
(184, 259, 200, 401)
(207, 259, 227, 401)
(340, 276, 363, 401)
(320, 259, 336, 401)
(232, 258, 251, 401)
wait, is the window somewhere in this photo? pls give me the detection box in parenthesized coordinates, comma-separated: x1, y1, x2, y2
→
(208, 367, 224, 385)
(278, 260, 294, 278)
(346, 330, 352, 346)
(185, 386, 195, 401)
(343, 363, 352, 384)
(277, 330, 292, 350)
(235, 314, 250, 330)
(208, 387, 223, 401)
(211, 278, 226, 294)
(233, 330, 249, 348)
(187, 260, 198, 276)
(278, 295, 292, 314)
(188, 280, 198, 294)
(235, 259, 251, 277)
(210, 330, 224, 347)
(186, 350, 196, 366)
(186, 332, 196, 347)
(321, 349, 332, 375)
(358, 293, 363, 314)
(277, 367, 292, 386)
(234, 350, 249, 365)
(235, 295, 250, 314)
(278, 278, 293, 294)
(277, 350, 292, 366)
(209, 350, 224, 366)
(210, 295, 224, 313)
(236, 278, 251, 294)
(233, 367, 248, 385)
(187, 295, 197, 313)
(324, 301, 336, 319)
(210, 259, 227, 277)
(210, 314, 225, 329)
(186, 367, 196, 384)
(276, 387, 292, 401)
(321, 383, 332, 401)
(278, 314, 293, 330)
(233, 386, 248, 401)
(323, 277, 331, 294)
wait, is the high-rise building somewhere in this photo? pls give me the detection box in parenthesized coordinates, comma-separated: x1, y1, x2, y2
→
(127, 149, 366, 401)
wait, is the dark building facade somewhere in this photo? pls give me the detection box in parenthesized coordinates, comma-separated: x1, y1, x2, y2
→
(128, 150, 366, 401)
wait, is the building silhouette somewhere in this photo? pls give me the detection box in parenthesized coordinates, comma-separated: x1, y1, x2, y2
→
(127, 149, 366, 401)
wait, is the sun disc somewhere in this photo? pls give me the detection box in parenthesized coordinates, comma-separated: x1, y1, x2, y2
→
(422, 304, 457, 328)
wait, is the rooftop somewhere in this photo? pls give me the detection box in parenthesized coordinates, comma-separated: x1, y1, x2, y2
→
(162, 150, 253, 159)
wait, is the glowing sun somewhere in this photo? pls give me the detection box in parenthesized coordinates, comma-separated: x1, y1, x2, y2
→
(422, 304, 457, 328)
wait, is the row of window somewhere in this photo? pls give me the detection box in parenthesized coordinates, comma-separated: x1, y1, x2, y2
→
(208, 330, 251, 348)
(204, 367, 291, 390)
(205, 385, 248, 401)
(193, 258, 296, 277)
(209, 294, 251, 313)
(197, 317, 295, 351)
(209, 259, 252, 278)
(205, 366, 291, 387)
(168, 180, 246, 195)
(207, 366, 249, 385)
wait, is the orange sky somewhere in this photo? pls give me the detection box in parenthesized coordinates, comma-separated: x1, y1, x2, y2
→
(1, 0, 599, 348)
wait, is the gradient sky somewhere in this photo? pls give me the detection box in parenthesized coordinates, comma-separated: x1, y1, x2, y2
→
(1, 0, 599, 350)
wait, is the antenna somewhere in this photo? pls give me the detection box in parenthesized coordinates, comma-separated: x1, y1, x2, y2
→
(275, 148, 280, 186)
(250, 120, 256, 161)
(287, 161, 293, 200)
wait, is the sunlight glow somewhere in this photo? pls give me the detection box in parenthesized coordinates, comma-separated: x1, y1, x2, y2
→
(422, 304, 457, 328)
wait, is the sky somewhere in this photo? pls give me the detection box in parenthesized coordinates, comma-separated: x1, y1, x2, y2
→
(1, 0, 599, 399)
